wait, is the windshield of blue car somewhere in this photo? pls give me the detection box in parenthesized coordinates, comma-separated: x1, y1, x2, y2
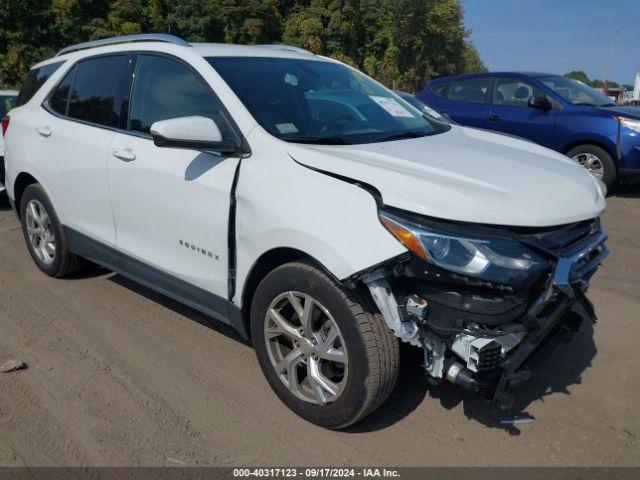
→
(539, 76, 616, 107)
(207, 57, 449, 144)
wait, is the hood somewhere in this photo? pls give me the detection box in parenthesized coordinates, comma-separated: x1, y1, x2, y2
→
(287, 126, 606, 227)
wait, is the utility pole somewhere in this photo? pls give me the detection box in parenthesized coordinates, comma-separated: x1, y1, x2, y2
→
(603, 28, 619, 97)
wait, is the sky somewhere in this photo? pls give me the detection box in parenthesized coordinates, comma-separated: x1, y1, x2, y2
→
(463, 0, 640, 86)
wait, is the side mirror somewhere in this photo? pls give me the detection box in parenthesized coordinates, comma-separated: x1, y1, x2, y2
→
(150, 116, 240, 154)
(528, 96, 552, 110)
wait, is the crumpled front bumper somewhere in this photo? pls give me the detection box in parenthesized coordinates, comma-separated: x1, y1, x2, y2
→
(490, 229, 609, 408)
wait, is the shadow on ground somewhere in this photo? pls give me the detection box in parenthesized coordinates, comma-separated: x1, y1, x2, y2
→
(348, 320, 596, 435)
(613, 182, 640, 198)
(0, 192, 12, 211)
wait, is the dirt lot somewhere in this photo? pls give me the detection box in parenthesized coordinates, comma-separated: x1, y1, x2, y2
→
(0, 187, 639, 467)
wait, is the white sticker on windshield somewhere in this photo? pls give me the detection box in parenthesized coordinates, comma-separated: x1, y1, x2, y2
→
(370, 96, 415, 118)
(276, 123, 299, 134)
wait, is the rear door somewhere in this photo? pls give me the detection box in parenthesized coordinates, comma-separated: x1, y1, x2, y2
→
(436, 77, 490, 128)
(29, 54, 135, 244)
(108, 53, 241, 298)
(488, 76, 555, 145)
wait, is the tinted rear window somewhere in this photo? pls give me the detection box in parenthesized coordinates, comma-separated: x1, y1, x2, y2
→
(67, 55, 133, 128)
(431, 83, 450, 98)
(16, 61, 64, 106)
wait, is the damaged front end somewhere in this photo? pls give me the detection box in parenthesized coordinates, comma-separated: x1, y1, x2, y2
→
(350, 208, 609, 409)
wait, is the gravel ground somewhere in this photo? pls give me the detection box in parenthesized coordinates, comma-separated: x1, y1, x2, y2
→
(0, 186, 638, 467)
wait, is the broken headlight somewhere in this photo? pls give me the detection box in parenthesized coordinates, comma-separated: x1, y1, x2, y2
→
(379, 210, 548, 287)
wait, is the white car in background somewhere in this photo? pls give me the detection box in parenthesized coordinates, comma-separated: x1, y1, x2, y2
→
(0, 89, 18, 193)
(3, 35, 608, 428)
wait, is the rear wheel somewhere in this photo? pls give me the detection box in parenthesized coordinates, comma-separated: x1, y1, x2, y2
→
(250, 261, 399, 429)
(567, 144, 616, 192)
(19, 184, 85, 277)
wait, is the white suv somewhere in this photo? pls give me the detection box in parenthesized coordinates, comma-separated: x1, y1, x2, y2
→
(2, 34, 609, 428)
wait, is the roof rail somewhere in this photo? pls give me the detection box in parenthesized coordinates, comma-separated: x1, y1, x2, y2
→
(257, 44, 314, 55)
(56, 33, 191, 57)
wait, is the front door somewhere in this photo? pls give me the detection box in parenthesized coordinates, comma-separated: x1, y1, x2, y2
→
(108, 53, 240, 298)
(488, 76, 555, 146)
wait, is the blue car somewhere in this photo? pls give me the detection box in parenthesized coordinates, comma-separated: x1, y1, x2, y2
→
(418, 72, 640, 190)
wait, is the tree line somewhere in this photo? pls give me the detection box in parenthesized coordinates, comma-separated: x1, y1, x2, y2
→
(0, 0, 485, 91)
(565, 70, 634, 91)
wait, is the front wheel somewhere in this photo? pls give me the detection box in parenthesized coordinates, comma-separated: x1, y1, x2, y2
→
(567, 144, 617, 192)
(250, 261, 399, 429)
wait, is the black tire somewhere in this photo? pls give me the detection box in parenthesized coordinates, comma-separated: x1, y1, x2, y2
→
(250, 261, 400, 429)
(19, 183, 85, 277)
(566, 144, 617, 192)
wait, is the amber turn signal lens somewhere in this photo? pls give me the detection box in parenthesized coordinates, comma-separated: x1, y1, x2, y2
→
(380, 215, 428, 260)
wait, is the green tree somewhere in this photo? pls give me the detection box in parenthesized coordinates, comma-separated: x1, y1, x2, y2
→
(0, 0, 485, 92)
(565, 70, 591, 85)
(463, 42, 486, 74)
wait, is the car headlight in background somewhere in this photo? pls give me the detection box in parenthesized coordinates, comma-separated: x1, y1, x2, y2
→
(379, 210, 548, 287)
(614, 116, 640, 134)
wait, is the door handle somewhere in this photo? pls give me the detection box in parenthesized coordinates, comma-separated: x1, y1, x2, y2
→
(37, 126, 52, 137)
(488, 115, 501, 121)
(112, 148, 136, 162)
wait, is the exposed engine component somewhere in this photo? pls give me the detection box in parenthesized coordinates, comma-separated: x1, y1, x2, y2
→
(405, 294, 428, 321)
(422, 335, 446, 378)
(366, 276, 421, 347)
(358, 215, 609, 408)
(451, 329, 524, 372)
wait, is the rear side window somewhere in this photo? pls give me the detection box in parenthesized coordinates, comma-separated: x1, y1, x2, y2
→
(447, 78, 489, 104)
(128, 54, 234, 138)
(431, 83, 451, 98)
(16, 61, 64, 107)
(67, 55, 133, 128)
(48, 66, 76, 115)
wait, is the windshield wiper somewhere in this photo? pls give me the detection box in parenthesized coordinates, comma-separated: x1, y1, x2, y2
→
(374, 130, 430, 143)
(285, 135, 354, 145)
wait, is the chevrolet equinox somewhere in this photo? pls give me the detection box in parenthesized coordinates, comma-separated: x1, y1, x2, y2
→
(2, 34, 609, 428)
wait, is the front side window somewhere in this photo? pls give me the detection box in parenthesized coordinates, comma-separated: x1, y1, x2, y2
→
(16, 61, 64, 107)
(67, 55, 133, 128)
(539, 76, 615, 107)
(207, 57, 448, 144)
(128, 54, 234, 138)
(493, 77, 546, 107)
(447, 78, 489, 104)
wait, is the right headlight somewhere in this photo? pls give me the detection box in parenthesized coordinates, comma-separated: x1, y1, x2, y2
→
(379, 210, 548, 287)
(614, 116, 640, 134)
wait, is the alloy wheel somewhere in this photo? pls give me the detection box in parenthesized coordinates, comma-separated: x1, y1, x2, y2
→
(264, 291, 348, 405)
(572, 152, 604, 181)
(25, 199, 56, 265)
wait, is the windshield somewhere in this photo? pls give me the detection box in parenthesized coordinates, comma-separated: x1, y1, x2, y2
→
(207, 57, 449, 144)
(1, 95, 17, 117)
(539, 76, 615, 107)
